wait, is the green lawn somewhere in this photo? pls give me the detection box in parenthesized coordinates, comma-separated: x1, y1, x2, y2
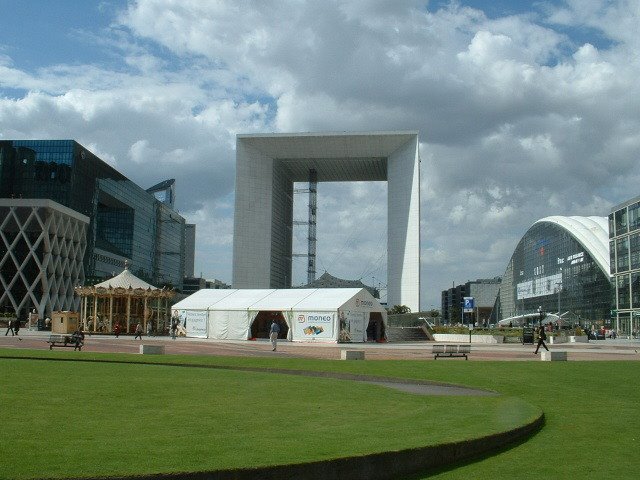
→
(1, 349, 637, 479)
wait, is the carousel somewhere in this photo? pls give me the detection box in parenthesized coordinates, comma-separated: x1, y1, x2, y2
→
(75, 263, 175, 335)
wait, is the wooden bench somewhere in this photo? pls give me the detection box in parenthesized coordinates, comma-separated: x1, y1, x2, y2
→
(432, 344, 470, 360)
(47, 334, 83, 351)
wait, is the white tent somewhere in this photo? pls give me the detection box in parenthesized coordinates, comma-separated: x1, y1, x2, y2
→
(171, 288, 387, 343)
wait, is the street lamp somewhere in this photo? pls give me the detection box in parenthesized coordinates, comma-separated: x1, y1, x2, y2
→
(556, 267, 563, 317)
(538, 305, 544, 327)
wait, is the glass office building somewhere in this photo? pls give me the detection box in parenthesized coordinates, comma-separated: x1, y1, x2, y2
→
(498, 216, 612, 325)
(609, 196, 640, 337)
(0, 140, 185, 291)
(441, 277, 501, 325)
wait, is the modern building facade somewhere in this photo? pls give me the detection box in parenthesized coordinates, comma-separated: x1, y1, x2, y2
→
(297, 271, 380, 299)
(184, 223, 196, 278)
(441, 277, 501, 325)
(0, 140, 186, 318)
(232, 132, 420, 311)
(0, 199, 88, 318)
(609, 196, 640, 336)
(441, 284, 466, 324)
(182, 277, 231, 297)
(497, 216, 612, 325)
(147, 178, 176, 209)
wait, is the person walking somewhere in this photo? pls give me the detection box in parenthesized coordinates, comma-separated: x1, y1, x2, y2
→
(146, 320, 153, 337)
(269, 320, 281, 351)
(134, 322, 143, 340)
(71, 328, 84, 350)
(170, 318, 178, 340)
(114, 322, 121, 338)
(534, 324, 549, 354)
(13, 319, 20, 337)
(4, 319, 15, 336)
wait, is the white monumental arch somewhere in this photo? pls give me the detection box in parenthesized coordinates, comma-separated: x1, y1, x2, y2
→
(232, 131, 420, 311)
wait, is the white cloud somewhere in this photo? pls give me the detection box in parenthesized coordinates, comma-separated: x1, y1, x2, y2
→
(1, 0, 639, 308)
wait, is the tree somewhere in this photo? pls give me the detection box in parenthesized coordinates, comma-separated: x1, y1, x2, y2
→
(450, 306, 461, 324)
(389, 305, 411, 314)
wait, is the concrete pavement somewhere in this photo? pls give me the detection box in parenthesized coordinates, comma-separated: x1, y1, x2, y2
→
(2, 329, 639, 361)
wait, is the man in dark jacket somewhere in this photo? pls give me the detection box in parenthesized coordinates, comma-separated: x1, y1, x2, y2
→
(534, 324, 549, 354)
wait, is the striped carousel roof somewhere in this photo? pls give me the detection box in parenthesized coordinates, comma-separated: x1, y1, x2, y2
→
(93, 264, 157, 290)
(75, 262, 174, 299)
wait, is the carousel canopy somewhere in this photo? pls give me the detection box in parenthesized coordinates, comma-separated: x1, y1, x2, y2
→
(76, 263, 173, 298)
(93, 266, 157, 290)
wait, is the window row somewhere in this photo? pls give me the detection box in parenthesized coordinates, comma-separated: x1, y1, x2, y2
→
(616, 272, 640, 310)
(610, 201, 640, 238)
(610, 233, 640, 273)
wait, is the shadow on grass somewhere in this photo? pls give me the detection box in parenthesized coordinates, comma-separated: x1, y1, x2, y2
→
(403, 414, 545, 479)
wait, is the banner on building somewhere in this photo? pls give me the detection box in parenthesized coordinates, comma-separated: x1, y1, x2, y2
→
(294, 312, 334, 340)
(184, 309, 208, 338)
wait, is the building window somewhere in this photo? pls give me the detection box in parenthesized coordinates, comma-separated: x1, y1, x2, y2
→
(631, 272, 640, 309)
(630, 233, 640, 271)
(629, 202, 640, 232)
(609, 213, 615, 239)
(610, 240, 616, 275)
(616, 237, 629, 272)
(615, 208, 628, 236)
(617, 274, 630, 310)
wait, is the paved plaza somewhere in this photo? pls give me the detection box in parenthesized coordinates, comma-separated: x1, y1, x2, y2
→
(2, 330, 638, 361)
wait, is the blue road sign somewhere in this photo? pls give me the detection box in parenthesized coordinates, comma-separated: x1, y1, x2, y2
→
(463, 297, 475, 312)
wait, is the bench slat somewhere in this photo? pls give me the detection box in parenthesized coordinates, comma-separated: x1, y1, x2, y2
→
(432, 344, 470, 360)
(444, 345, 458, 354)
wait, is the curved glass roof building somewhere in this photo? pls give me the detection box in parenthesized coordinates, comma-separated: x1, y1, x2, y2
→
(497, 216, 612, 324)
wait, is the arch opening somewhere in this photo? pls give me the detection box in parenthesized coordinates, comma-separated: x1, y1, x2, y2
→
(366, 312, 385, 342)
(250, 311, 289, 340)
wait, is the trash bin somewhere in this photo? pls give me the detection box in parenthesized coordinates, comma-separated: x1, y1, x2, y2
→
(37, 318, 45, 331)
(522, 327, 534, 344)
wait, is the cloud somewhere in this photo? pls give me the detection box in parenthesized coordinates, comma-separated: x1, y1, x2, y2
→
(1, 0, 639, 308)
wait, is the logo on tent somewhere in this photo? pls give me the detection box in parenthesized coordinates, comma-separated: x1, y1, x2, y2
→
(356, 298, 373, 308)
(304, 325, 324, 335)
(298, 314, 305, 322)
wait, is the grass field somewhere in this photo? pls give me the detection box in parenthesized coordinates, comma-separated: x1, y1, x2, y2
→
(1, 349, 638, 479)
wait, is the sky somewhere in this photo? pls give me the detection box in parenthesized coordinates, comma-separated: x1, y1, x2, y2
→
(1, 0, 639, 310)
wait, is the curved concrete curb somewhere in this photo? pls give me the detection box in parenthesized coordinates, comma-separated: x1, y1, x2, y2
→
(63, 414, 544, 480)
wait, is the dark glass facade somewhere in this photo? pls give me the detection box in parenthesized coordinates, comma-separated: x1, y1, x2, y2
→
(499, 220, 612, 324)
(0, 140, 185, 290)
(609, 196, 640, 336)
(441, 278, 501, 325)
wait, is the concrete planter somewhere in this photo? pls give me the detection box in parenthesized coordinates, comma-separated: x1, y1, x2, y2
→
(569, 335, 589, 343)
(341, 350, 365, 360)
(547, 336, 568, 344)
(139, 344, 165, 355)
(540, 350, 568, 361)
(433, 334, 503, 344)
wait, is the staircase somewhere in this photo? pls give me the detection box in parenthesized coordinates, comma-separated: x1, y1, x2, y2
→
(386, 326, 431, 342)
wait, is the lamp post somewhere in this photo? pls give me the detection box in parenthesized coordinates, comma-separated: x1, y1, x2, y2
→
(556, 267, 562, 317)
(538, 305, 544, 327)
